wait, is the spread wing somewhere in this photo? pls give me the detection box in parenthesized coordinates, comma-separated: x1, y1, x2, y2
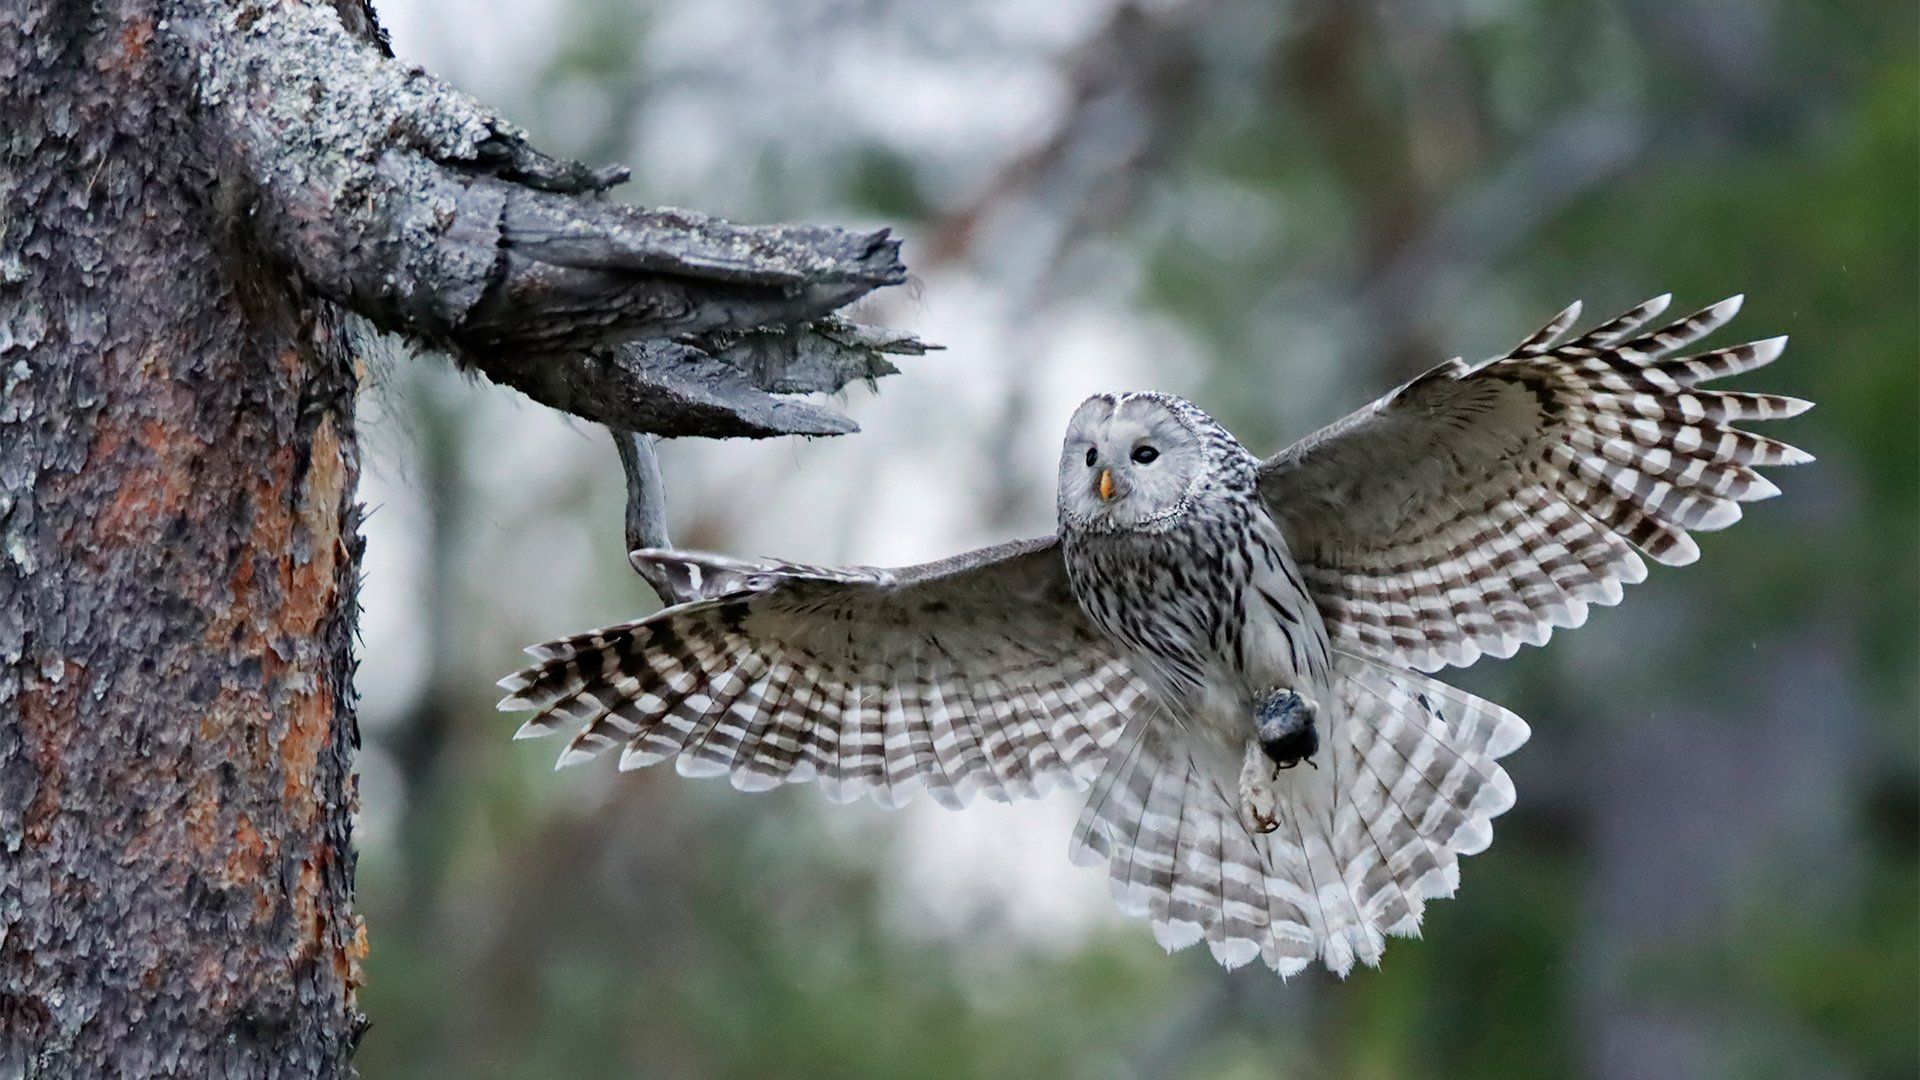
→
(498, 537, 1150, 808)
(1258, 295, 1812, 673)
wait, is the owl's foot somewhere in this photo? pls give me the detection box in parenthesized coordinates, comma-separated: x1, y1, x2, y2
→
(1256, 688, 1320, 770)
(1237, 744, 1281, 834)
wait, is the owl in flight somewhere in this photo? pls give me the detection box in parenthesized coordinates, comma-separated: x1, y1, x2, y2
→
(500, 296, 1808, 976)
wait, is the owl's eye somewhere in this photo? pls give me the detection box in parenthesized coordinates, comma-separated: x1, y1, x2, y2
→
(1131, 445, 1160, 465)
(1084, 447, 1098, 467)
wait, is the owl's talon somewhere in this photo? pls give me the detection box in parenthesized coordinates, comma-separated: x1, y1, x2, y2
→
(1240, 788, 1280, 834)
(1238, 749, 1281, 834)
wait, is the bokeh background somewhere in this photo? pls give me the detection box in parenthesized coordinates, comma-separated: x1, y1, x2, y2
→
(346, 1, 1918, 1077)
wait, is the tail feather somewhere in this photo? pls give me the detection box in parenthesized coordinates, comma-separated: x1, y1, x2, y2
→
(1071, 653, 1529, 977)
(1278, 782, 1382, 974)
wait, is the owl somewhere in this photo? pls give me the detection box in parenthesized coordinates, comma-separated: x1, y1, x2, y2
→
(499, 295, 1809, 976)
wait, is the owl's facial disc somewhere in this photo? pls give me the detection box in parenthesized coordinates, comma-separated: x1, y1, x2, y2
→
(1057, 394, 1200, 531)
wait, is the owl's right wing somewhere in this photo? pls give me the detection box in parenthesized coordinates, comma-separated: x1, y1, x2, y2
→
(498, 536, 1151, 808)
(1257, 295, 1811, 673)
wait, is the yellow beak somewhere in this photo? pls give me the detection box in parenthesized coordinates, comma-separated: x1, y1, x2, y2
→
(1098, 468, 1115, 502)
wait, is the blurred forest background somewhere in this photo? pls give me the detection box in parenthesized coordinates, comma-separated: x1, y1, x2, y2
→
(346, 0, 1918, 1077)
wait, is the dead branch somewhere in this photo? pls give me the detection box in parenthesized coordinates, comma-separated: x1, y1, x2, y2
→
(168, 0, 924, 440)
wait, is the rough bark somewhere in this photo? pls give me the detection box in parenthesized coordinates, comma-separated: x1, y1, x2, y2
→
(0, 0, 917, 1075)
(0, 3, 367, 1074)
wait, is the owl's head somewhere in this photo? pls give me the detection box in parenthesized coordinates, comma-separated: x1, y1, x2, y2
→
(1056, 392, 1248, 533)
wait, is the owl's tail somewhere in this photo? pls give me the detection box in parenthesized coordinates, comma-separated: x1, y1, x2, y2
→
(1069, 652, 1529, 977)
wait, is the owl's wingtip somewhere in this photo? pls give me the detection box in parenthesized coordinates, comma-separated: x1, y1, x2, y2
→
(511, 717, 554, 740)
(554, 745, 600, 769)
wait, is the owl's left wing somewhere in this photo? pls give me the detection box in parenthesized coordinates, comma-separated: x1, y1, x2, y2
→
(1258, 295, 1811, 673)
(498, 536, 1150, 808)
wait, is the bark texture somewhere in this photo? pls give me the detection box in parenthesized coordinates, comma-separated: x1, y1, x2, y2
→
(0, 0, 916, 1075)
(0, 4, 366, 1075)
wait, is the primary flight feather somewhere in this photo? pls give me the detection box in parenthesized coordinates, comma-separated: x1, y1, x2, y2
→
(498, 295, 1809, 976)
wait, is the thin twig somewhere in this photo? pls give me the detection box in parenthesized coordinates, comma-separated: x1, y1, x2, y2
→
(613, 429, 687, 606)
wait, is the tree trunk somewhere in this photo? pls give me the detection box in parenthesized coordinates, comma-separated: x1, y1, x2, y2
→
(0, 1, 915, 1075)
(1, 3, 367, 1075)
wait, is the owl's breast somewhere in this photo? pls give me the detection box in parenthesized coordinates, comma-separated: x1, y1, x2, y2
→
(1062, 510, 1329, 710)
(1063, 528, 1213, 698)
(1237, 512, 1334, 692)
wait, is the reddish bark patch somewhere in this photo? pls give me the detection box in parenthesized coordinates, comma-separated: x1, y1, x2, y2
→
(108, 17, 152, 71)
(280, 683, 334, 816)
(14, 659, 82, 846)
(290, 416, 346, 616)
(94, 422, 193, 547)
(344, 916, 369, 992)
(290, 848, 337, 972)
(182, 771, 221, 855)
(280, 416, 347, 823)
(228, 816, 268, 894)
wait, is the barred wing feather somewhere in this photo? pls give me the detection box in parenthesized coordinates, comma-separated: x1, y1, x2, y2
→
(498, 537, 1150, 809)
(1258, 295, 1812, 673)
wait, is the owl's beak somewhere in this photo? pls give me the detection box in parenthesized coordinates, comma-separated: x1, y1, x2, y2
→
(1098, 468, 1116, 502)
